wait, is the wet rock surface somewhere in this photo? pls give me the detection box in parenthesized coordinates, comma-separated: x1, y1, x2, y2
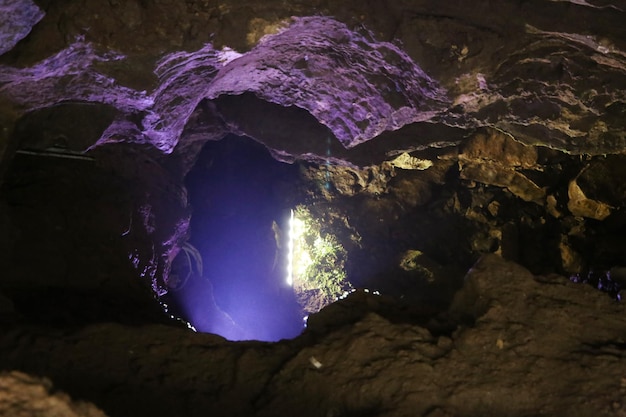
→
(1, 0, 626, 416)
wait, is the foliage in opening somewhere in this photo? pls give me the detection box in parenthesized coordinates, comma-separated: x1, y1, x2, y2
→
(292, 205, 352, 300)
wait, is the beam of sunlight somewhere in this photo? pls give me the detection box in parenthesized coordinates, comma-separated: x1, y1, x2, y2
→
(287, 209, 294, 286)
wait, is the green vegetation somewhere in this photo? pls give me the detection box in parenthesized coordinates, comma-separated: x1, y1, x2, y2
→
(292, 205, 351, 299)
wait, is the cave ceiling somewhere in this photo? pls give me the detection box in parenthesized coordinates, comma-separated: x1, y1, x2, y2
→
(0, 0, 625, 315)
(0, 0, 624, 281)
(1, 1, 626, 415)
(2, 0, 625, 165)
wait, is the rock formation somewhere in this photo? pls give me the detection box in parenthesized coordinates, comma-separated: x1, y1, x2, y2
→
(0, 0, 625, 416)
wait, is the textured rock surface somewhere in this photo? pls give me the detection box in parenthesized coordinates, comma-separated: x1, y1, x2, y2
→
(2, 0, 625, 163)
(0, 371, 108, 417)
(1, 0, 625, 293)
(207, 16, 449, 148)
(1, 255, 625, 417)
(1, 1, 626, 416)
(0, 0, 44, 56)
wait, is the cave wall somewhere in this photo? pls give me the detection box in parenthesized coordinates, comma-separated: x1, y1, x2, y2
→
(1, 0, 626, 295)
(0, 1, 626, 416)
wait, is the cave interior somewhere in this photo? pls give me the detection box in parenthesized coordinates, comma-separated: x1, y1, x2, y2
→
(0, 1, 626, 416)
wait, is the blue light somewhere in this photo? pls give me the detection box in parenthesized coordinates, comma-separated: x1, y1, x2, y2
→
(162, 137, 307, 342)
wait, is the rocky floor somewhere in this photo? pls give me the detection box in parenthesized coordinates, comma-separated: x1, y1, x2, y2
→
(0, 255, 625, 417)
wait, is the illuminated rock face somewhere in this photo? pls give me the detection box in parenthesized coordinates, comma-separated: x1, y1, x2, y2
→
(205, 17, 449, 149)
(1, 1, 626, 416)
(0, 0, 44, 56)
(0, 16, 448, 160)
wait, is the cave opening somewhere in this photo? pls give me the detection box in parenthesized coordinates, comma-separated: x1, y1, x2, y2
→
(162, 135, 320, 341)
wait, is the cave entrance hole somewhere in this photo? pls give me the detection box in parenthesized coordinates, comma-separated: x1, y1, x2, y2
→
(162, 135, 325, 341)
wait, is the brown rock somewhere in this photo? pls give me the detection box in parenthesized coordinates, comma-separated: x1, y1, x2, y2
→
(460, 160, 545, 203)
(459, 128, 538, 168)
(0, 256, 623, 417)
(458, 129, 545, 203)
(567, 178, 613, 220)
(0, 371, 108, 417)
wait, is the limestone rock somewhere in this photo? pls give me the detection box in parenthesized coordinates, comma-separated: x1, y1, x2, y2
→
(460, 160, 546, 203)
(459, 128, 538, 168)
(1, 256, 623, 417)
(0, 371, 108, 417)
(570, 155, 626, 217)
(207, 17, 449, 148)
(568, 178, 613, 220)
(559, 235, 585, 274)
(389, 152, 433, 170)
(388, 176, 433, 208)
(0, 0, 44, 56)
(459, 129, 545, 203)
(559, 156, 626, 271)
(0, 2, 626, 416)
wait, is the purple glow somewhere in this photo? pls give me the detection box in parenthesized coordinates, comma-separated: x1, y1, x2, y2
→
(162, 137, 306, 341)
(1, 16, 447, 155)
(141, 45, 227, 152)
(0, 39, 161, 151)
(165, 214, 305, 341)
(0, 39, 226, 152)
(206, 17, 449, 148)
(1, 17, 447, 318)
(0, 40, 151, 113)
(0, 0, 45, 56)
